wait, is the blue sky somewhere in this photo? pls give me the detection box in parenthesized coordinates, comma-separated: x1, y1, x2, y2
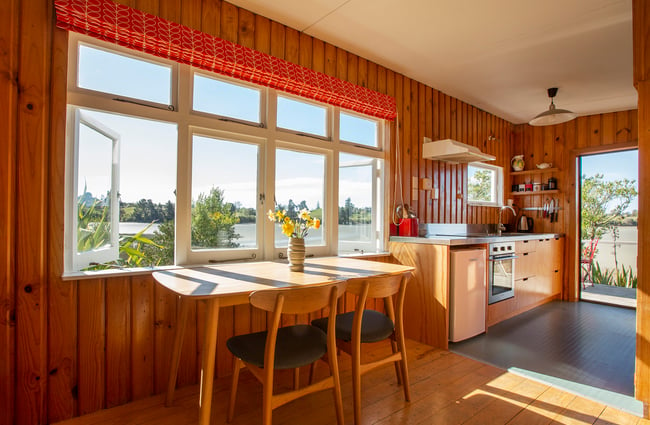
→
(581, 149, 638, 212)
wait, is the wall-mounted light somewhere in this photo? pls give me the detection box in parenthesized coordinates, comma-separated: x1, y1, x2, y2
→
(529, 87, 577, 126)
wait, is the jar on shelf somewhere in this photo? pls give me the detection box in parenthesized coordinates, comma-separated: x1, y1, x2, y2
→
(548, 177, 557, 190)
(511, 155, 525, 171)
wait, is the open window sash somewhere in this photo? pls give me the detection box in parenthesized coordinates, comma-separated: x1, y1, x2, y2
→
(71, 109, 121, 270)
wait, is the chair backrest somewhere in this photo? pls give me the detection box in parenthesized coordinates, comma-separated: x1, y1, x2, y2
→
(249, 280, 348, 314)
(345, 271, 411, 299)
(248, 280, 348, 376)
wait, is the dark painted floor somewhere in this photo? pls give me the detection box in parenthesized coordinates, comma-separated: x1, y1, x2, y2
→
(450, 301, 636, 396)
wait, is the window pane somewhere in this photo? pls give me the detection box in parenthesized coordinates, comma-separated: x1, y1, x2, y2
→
(468, 165, 496, 203)
(75, 109, 178, 270)
(77, 120, 114, 254)
(192, 136, 258, 250)
(78, 44, 172, 105)
(275, 149, 325, 247)
(339, 153, 377, 254)
(193, 74, 261, 123)
(340, 112, 378, 148)
(277, 96, 327, 137)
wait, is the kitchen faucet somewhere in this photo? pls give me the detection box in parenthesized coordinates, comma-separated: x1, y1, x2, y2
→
(497, 205, 516, 236)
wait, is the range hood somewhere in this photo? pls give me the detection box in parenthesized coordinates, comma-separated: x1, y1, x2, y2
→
(422, 138, 495, 163)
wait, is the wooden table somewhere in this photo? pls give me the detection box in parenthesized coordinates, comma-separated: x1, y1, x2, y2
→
(152, 256, 413, 425)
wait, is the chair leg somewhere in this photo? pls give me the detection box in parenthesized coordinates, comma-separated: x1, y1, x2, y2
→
(294, 367, 300, 390)
(351, 345, 362, 425)
(396, 334, 411, 402)
(308, 362, 316, 385)
(390, 338, 402, 385)
(227, 358, 242, 423)
(262, 375, 273, 425)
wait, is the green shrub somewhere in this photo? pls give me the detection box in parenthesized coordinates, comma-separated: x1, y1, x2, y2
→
(590, 262, 614, 286)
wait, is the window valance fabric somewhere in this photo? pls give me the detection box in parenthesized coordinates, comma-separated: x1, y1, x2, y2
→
(54, 0, 397, 120)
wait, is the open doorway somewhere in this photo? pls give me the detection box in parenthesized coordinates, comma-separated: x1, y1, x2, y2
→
(579, 149, 638, 308)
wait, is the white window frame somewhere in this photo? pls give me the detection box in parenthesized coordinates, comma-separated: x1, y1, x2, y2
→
(337, 155, 383, 254)
(66, 108, 121, 272)
(467, 162, 504, 207)
(63, 33, 389, 276)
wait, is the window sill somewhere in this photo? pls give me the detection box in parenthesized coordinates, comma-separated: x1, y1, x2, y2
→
(62, 252, 392, 281)
(62, 265, 182, 281)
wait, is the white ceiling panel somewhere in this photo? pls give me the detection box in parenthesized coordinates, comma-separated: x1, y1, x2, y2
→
(227, 0, 637, 124)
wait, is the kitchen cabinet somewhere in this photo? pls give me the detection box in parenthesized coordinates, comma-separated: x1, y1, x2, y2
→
(487, 236, 564, 326)
(389, 241, 451, 349)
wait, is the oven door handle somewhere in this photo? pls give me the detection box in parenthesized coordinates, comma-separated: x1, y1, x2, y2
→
(488, 255, 518, 261)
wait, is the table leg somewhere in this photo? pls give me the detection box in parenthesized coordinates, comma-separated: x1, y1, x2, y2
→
(199, 298, 220, 425)
(166, 295, 189, 407)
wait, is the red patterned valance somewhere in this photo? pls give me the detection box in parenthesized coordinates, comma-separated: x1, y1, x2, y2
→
(54, 0, 397, 120)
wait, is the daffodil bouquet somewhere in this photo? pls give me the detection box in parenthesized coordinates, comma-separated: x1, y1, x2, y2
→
(267, 208, 321, 239)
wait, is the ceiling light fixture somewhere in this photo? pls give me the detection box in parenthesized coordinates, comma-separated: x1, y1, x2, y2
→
(528, 87, 577, 126)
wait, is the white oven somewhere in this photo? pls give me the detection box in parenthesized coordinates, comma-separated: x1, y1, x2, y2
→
(488, 241, 517, 304)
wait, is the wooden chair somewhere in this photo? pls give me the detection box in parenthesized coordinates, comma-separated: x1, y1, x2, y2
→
(226, 280, 348, 425)
(312, 272, 411, 425)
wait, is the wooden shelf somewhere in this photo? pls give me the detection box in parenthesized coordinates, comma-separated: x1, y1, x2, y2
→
(510, 190, 560, 196)
(510, 167, 560, 176)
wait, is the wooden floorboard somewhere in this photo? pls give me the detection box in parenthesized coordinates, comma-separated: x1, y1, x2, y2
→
(54, 339, 649, 425)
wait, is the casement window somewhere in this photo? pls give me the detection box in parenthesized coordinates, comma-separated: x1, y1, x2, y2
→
(64, 34, 388, 275)
(467, 163, 504, 207)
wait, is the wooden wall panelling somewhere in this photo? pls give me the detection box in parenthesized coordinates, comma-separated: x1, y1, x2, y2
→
(220, 1, 238, 43)
(410, 79, 419, 217)
(78, 279, 106, 416)
(270, 21, 284, 59)
(418, 82, 426, 221)
(130, 275, 154, 401)
(105, 278, 131, 408)
(153, 285, 176, 394)
(401, 75, 411, 214)
(158, 0, 181, 23)
(178, 296, 198, 386)
(238, 8, 255, 48)
(15, 1, 52, 423)
(424, 87, 433, 223)
(285, 28, 300, 66)
(46, 15, 78, 425)
(134, 0, 158, 16)
(0, 1, 18, 423)
(216, 306, 234, 378)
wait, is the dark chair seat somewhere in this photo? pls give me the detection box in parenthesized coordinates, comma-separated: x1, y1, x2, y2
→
(227, 324, 327, 370)
(312, 310, 394, 343)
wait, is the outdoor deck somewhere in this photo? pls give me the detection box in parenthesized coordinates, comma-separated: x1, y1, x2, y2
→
(582, 284, 637, 308)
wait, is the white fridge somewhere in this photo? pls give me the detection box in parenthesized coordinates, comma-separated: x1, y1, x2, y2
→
(449, 248, 486, 342)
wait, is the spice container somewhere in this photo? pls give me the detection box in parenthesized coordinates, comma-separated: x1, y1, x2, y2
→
(548, 177, 557, 190)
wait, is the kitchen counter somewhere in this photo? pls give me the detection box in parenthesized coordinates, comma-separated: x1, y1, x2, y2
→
(390, 232, 562, 246)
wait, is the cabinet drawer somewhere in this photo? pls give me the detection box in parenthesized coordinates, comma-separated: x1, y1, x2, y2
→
(515, 239, 537, 254)
(515, 251, 536, 280)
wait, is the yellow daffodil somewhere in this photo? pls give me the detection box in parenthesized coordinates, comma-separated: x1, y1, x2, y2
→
(269, 206, 321, 239)
(281, 220, 295, 237)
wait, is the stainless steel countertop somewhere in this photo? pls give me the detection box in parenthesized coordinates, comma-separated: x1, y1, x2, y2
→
(389, 232, 563, 246)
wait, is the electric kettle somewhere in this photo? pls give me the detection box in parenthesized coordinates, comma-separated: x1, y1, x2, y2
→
(518, 215, 529, 232)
